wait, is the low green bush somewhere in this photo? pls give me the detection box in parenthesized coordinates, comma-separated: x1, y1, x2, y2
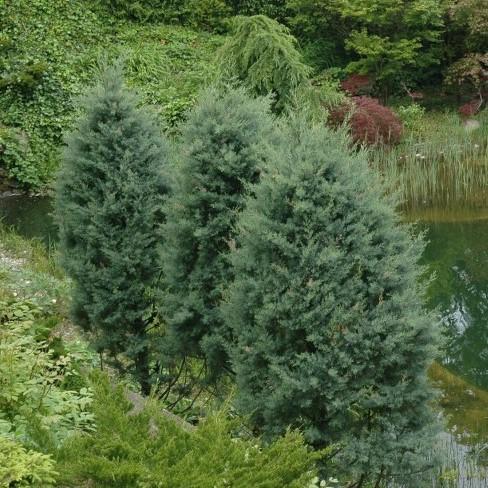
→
(0, 437, 57, 487)
(0, 298, 95, 446)
(55, 373, 321, 487)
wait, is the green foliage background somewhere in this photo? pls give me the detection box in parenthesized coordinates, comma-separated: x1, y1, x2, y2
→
(0, 0, 222, 188)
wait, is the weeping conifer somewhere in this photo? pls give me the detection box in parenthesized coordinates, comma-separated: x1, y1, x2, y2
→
(223, 118, 439, 486)
(55, 64, 169, 395)
(162, 86, 274, 377)
(217, 15, 311, 112)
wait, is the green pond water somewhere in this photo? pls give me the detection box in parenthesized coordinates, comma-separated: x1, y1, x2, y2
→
(421, 217, 488, 390)
(1, 196, 488, 483)
(0, 195, 56, 245)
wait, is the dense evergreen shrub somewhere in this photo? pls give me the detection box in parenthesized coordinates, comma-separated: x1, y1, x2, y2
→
(223, 117, 439, 486)
(162, 86, 274, 377)
(55, 64, 170, 395)
(217, 15, 311, 112)
(55, 373, 320, 487)
(330, 96, 403, 146)
(0, 437, 57, 487)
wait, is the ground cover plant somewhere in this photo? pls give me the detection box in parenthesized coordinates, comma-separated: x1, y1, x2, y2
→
(0, 0, 222, 188)
(53, 373, 321, 488)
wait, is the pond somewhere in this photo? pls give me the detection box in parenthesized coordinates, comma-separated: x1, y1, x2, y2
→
(0, 195, 56, 246)
(418, 213, 488, 485)
(1, 194, 488, 484)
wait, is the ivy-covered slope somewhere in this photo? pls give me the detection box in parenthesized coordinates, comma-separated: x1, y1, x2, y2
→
(0, 0, 222, 188)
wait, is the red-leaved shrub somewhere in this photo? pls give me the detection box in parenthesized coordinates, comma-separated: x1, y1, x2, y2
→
(341, 74, 371, 96)
(329, 96, 403, 146)
(459, 98, 482, 118)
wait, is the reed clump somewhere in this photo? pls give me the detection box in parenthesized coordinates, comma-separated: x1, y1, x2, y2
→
(371, 110, 488, 210)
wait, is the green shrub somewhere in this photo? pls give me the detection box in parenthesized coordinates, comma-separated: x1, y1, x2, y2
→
(56, 372, 320, 487)
(396, 103, 426, 132)
(0, 437, 57, 487)
(55, 64, 171, 395)
(0, 298, 95, 446)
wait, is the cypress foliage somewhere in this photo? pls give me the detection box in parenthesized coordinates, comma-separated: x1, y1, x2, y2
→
(55, 64, 169, 395)
(162, 87, 274, 377)
(223, 118, 439, 485)
(217, 15, 311, 112)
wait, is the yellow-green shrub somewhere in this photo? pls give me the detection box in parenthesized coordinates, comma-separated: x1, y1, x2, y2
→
(56, 373, 321, 487)
(0, 437, 57, 487)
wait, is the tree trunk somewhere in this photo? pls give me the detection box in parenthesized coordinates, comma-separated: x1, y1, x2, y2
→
(135, 342, 151, 396)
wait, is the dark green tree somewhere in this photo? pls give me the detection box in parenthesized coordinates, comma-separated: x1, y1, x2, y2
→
(223, 118, 439, 486)
(55, 64, 170, 395)
(162, 86, 274, 378)
(288, 0, 445, 97)
(217, 15, 311, 112)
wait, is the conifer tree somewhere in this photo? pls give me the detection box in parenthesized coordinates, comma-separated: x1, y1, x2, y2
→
(55, 64, 169, 395)
(217, 15, 311, 112)
(223, 118, 439, 486)
(162, 87, 274, 377)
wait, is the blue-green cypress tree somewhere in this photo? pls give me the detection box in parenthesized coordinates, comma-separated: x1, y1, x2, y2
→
(55, 64, 170, 395)
(223, 118, 439, 486)
(162, 86, 275, 377)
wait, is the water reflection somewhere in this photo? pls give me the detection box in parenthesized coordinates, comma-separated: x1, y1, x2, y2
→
(0, 195, 56, 245)
(422, 218, 488, 390)
(420, 214, 488, 475)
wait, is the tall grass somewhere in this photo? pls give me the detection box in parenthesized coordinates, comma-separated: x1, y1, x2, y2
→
(372, 110, 488, 210)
